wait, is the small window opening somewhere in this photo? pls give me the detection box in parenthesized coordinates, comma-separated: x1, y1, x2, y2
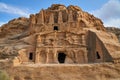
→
(96, 52, 100, 59)
(29, 53, 33, 60)
(54, 26, 58, 31)
(58, 53, 66, 63)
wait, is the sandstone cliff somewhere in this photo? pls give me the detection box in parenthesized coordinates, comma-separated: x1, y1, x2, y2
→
(0, 17, 29, 38)
(0, 4, 106, 59)
(0, 17, 30, 59)
(0, 4, 120, 80)
(106, 27, 120, 42)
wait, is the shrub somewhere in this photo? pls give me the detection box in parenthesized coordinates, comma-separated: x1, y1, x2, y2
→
(0, 70, 10, 80)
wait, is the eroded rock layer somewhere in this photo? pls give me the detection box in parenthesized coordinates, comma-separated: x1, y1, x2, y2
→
(0, 4, 120, 80)
(106, 27, 120, 42)
(0, 4, 120, 64)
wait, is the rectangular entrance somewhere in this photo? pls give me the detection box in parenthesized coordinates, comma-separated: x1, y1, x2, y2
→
(58, 53, 66, 63)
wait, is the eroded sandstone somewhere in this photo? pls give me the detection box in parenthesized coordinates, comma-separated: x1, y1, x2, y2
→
(0, 4, 120, 80)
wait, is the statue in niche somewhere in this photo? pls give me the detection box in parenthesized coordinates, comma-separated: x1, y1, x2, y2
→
(47, 50, 54, 63)
(39, 50, 47, 63)
(77, 50, 85, 63)
(68, 50, 76, 63)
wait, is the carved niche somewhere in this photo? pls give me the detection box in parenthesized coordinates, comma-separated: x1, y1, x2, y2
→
(39, 49, 47, 63)
(76, 50, 86, 63)
(46, 49, 54, 63)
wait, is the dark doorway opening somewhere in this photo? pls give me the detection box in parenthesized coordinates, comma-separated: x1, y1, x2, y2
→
(58, 53, 66, 63)
(96, 52, 100, 59)
(29, 53, 33, 60)
(54, 26, 58, 31)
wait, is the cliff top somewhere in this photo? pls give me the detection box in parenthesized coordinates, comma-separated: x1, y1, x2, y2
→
(47, 4, 82, 11)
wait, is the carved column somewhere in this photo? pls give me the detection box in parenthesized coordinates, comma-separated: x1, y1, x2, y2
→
(68, 10, 73, 22)
(46, 49, 54, 63)
(68, 10, 73, 32)
(58, 11, 63, 23)
(37, 10, 44, 24)
(54, 48, 58, 63)
(41, 10, 44, 24)
(29, 14, 36, 34)
(30, 14, 36, 24)
(49, 13, 54, 24)
(84, 49, 88, 63)
(36, 35, 41, 47)
(35, 48, 39, 63)
(82, 35, 86, 45)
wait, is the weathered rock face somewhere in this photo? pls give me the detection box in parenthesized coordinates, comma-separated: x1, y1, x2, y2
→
(0, 17, 29, 38)
(29, 4, 105, 34)
(0, 17, 30, 59)
(106, 27, 120, 42)
(0, 4, 120, 80)
(0, 4, 120, 64)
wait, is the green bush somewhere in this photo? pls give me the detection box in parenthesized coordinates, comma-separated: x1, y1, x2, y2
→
(0, 70, 10, 80)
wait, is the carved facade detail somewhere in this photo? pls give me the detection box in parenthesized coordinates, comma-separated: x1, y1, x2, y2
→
(34, 31, 88, 64)
(13, 4, 118, 65)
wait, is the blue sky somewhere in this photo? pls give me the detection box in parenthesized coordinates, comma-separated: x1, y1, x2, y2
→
(0, 0, 120, 28)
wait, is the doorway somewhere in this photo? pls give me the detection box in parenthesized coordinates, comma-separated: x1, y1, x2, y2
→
(29, 52, 33, 60)
(54, 26, 59, 31)
(96, 51, 101, 59)
(58, 53, 66, 63)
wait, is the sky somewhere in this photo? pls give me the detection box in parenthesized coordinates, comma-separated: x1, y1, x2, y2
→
(0, 0, 120, 28)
